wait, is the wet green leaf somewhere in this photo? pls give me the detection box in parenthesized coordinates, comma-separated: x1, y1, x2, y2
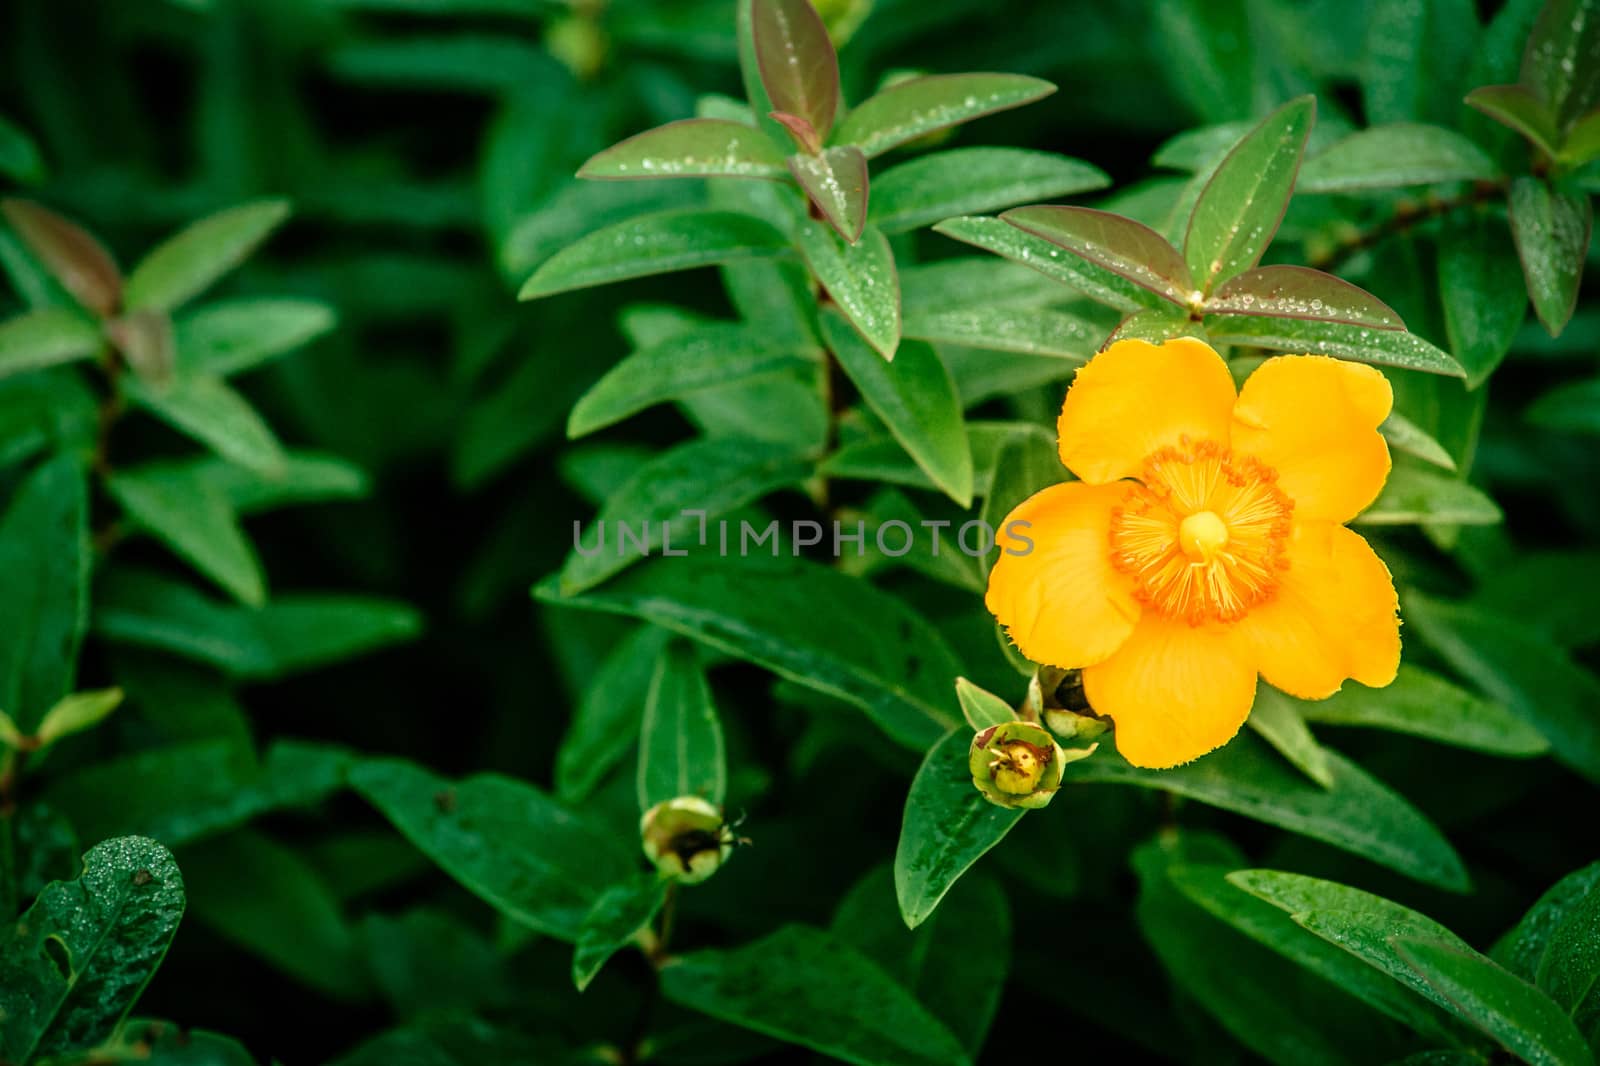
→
(580, 118, 789, 180)
(661, 925, 970, 1066)
(1438, 210, 1527, 387)
(1205, 315, 1464, 375)
(869, 148, 1108, 234)
(894, 730, 1023, 928)
(798, 221, 899, 358)
(1294, 664, 1548, 756)
(823, 312, 970, 506)
(536, 556, 965, 750)
(1297, 124, 1498, 192)
(0, 837, 186, 1063)
(1183, 96, 1314, 292)
(561, 437, 812, 593)
(520, 210, 789, 300)
(351, 757, 634, 941)
(1205, 265, 1404, 329)
(788, 145, 868, 242)
(933, 215, 1151, 312)
(834, 73, 1056, 159)
(1509, 176, 1592, 337)
(751, 0, 840, 141)
(1004, 204, 1193, 306)
(638, 641, 726, 809)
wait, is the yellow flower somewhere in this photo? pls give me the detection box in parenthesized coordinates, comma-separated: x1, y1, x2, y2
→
(986, 337, 1401, 769)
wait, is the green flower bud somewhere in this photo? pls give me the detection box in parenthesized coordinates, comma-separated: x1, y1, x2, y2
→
(640, 796, 734, 884)
(969, 721, 1066, 810)
(1030, 666, 1112, 743)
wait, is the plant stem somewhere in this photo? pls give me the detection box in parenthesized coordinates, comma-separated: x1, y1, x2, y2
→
(1308, 179, 1509, 273)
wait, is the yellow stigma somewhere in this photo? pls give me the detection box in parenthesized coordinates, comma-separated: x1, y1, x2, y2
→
(1179, 510, 1229, 561)
(1108, 440, 1294, 626)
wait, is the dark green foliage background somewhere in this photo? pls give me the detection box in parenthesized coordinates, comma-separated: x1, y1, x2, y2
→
(1, 0, 1598, 1064)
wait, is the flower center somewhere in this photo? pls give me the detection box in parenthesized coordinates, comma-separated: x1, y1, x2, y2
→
(990, 740, 1049, 794)
(1108, 440, 1293, 625)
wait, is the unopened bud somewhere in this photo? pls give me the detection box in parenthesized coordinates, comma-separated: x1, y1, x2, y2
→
(640, 796, 734, 884)
(1029, 666, 1112, 743)
(969, 721, 1068, 809)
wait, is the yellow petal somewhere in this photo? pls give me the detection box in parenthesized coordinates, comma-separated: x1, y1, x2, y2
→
(1082, 614, 1258, 768)
(986, 481, 1141, 669)
(1058, 337, 1238, 484)
(1237, 521, 1401, 699)
(1231, 354, 1392, 523)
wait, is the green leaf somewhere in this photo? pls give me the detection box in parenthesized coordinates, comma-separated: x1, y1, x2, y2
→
(0, 115, 45, 185)
(821, 421, 1049, 493)
(1205, 265, 1405, 329)
(519, 210, 789, 300)
(1509, 176, 1592, 337)
(1248, 686, 1333, 788)
(1294, 664, 1548, 756)
(660, 925, 970, 1066)
(1495, 862, 1600, 983)
(0, 198, 123, 316)
(1152, 0, 1255, 122)
(1004, 204, 1194, 307)
(1108, 308, 1204, 344)
(1297, 124, 1499, 193)
(1204, 316, 1465, 376)
(797, 221, 900, 359)
(1438, 210, 1526, 388)
(900, 256, 1071, 314)
(536, 556, 965, 750)
(833, 73, 1056, 159)
(638, 641, 727, 809)
(751, 0, 841, 141)
(124, 374, 286, 475)
(1465, 84, 1563, 159)
(933, 215, 1149, 312)
(572, 874, 667, 992)
(1528, 375, 1600, 433)
(1183, 96, 1315, 293)
(1405, 592, 1600, 785)
(0, 308, 102, 379)
(34, 687, 124, 749)
(107, 464, 266, 607)
(568, 324, 811, 438)
(556, 626, 673, 803)
(42, 739, 350, 849)
(902, 305, 1097, 359)
(350, 757, 635, 941)
(95, 568, 421, 681)
(1561, 106, 1600, 165)
(788, 145, 869, 242)
(1069, 732, 1469, 890)
(1169, 863, 1459, 1042)
(0, 837, 185, 1064)
(1391, 936, 1592, 1066)
(1354, 465, 1502, 525)
(1380, 412, 1458, 471)
(579, 118, 789, 180)
(0, 454, 89, 733)
(822, 312, 971, 506)
(1475, 551, 1600, 648)
(561, 437, 812, 594)
(181, 829, 369, 1001)
(124, 199, 291, 312)
(1521, 0, 1600, 127)
(832, 866, 1011, 1056)
(955, 677, 1015, 730)
(868, 148, 1108, 234)
(1136, 840, 1414, 1066)
(186, 451, 370, 514)
(894, 730, 1023, 929)
(1533, 872, 1600, 1020)
(93, 1019, 257, 1065)
(173, 299, 337, 377)
(1232, 870, 1473, 1003)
